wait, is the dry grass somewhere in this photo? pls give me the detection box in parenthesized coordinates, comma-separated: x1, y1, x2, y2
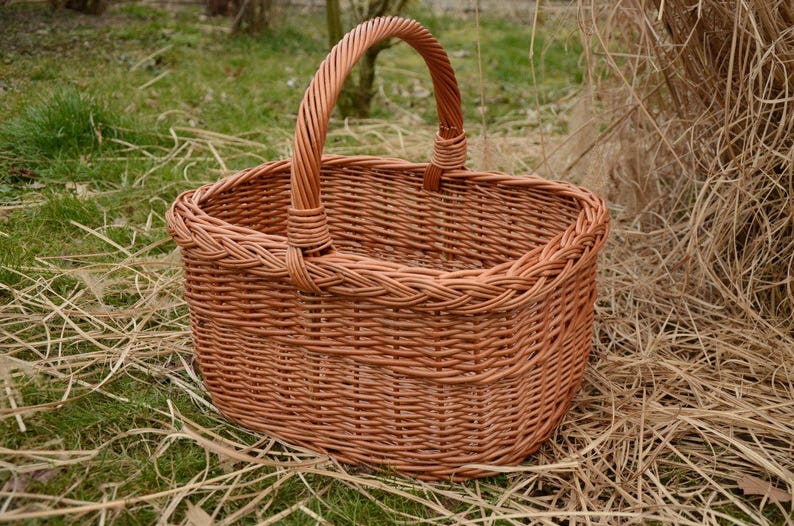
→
(2, 121, 792, 524)
(2, 1, 794, 523)
(575, 0, 794, 330)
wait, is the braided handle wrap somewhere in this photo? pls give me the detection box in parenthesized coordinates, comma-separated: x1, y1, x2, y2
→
(288, 17, 467, 266)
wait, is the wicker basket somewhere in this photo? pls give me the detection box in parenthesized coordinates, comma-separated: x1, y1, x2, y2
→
(167, 16, 609, 480)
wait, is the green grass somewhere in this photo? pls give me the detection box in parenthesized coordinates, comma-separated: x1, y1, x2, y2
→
(1, 6, 791, 525)
(0, 87, 148, 163)
(0, 3, 589, 524)
(0, 1, 582, 279)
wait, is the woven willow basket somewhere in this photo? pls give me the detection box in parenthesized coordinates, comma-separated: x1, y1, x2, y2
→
(167, 17, 609, 480)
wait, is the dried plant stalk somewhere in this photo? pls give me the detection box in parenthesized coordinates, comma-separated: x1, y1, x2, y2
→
(579, 0, 794, 330)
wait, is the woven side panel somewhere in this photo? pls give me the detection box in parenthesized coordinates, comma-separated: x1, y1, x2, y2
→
(198, 163, 584, 273)
(198, 168, 292, 236)
(182, 247, 598, 479)
(321, 165, 583, 271)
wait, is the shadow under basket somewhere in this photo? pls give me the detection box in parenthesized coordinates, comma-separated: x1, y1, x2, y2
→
(166, 17, 610, 481)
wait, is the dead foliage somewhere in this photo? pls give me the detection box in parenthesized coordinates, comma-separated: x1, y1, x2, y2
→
(575, 0, 794, 331)
(1, 2, 793, 523)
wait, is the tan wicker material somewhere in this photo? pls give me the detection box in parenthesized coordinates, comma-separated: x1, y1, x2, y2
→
(166, 16, 610, 480)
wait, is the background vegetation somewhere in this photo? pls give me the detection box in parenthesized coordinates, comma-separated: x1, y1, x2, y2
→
(1, 0, 792, 524)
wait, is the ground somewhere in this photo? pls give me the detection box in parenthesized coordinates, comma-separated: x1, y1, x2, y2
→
(1, 1, 792, 524)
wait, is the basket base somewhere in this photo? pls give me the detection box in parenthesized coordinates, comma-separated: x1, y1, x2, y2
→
(216, 390, 579, 480)
(204, 349, 588, 481)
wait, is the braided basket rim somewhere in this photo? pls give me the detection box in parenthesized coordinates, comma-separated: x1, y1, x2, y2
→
(168, 154, 610, 315)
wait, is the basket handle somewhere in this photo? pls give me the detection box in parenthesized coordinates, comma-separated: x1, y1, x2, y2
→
(292, 16, 466, 207)
(285, 17, 467, 291)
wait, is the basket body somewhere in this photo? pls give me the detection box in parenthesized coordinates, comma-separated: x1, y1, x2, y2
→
(169, 157, 607, 480)
(167, 17, 609, 480)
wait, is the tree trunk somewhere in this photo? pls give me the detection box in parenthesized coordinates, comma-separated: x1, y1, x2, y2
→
(328, 0, 411, 118)
(337, 44, 386, 118)
(50, 0, 108, 15)
(232, 0, 273, 34)
(326, 0, 344, 49)
(206, 0, 234, 17)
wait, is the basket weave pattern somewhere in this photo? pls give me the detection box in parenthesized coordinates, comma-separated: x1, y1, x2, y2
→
(167, 17, 609, 480)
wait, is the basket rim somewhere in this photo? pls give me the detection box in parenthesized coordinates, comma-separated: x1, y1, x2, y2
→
(167, 154, 610, 314)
